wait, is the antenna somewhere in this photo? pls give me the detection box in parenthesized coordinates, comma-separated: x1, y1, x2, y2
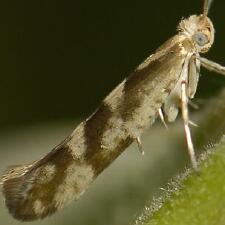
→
(203, 0, 214, 16)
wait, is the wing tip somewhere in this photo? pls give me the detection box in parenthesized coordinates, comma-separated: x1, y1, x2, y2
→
(1, 164, 56, 221)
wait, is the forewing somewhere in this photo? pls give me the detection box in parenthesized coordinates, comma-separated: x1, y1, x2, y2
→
(1, 35, 194, 221)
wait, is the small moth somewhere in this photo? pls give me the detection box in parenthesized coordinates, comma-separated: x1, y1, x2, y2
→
(1, 0, 225, 221)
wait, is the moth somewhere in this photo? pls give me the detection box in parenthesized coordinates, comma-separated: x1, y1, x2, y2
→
(1, 0, 225, 221)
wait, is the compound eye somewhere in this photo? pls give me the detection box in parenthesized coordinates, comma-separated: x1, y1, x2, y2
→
(194, 32, 209, 46)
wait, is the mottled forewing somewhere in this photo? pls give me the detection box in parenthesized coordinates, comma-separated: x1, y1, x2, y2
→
(2, 34, 193, 221)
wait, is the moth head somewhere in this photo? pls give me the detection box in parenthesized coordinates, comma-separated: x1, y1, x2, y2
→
(178, 15, 214, 53)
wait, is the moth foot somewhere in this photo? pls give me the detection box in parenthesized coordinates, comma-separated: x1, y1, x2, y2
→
(189, 120, 198, 127)
(136, 137, 144, 155)
(100, 144, 109, 150)
(158, 108, 168, 129)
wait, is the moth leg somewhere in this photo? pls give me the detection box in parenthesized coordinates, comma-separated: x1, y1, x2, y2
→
(189, 120, 198, 127)
(158, 108, 168, 129)
(136, 137, 144, 155)
(188, 100, 199, 110)
(181, 81, 198, 170)
(100, 144, 109, 150)
(187, 102, 199, 127)
(199, 57, 225, 76)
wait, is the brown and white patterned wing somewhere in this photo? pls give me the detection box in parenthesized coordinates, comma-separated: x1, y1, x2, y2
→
(1, 35, 193, 221)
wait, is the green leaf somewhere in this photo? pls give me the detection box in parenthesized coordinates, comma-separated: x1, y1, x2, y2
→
(136, 138, 225, 225)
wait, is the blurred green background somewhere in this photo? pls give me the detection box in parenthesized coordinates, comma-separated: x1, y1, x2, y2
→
(0, 0, 225, 225)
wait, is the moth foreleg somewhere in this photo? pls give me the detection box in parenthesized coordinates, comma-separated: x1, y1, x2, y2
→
(199, 57, 225, 76)
(181, 81, 198, 170)
(136, 137, 144, 155)
(158, 108, 168, 129)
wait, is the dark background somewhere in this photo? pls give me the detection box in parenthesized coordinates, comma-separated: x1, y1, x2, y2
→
(0, 0, 224, 128)
(0, 1, 225, 225)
